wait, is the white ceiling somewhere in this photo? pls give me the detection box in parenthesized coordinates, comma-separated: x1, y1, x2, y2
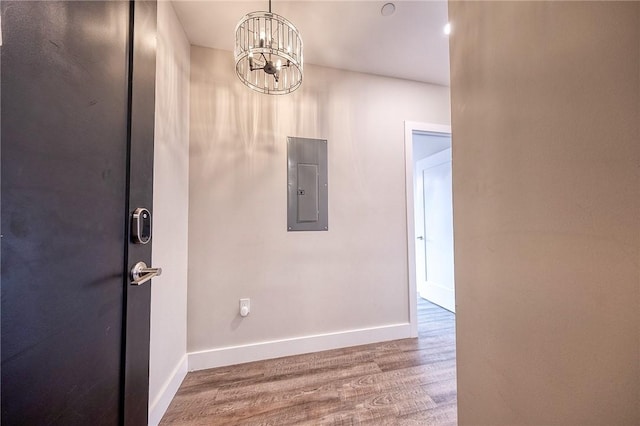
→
(172, 1, 451, 86)
(413, 132, 451, 162)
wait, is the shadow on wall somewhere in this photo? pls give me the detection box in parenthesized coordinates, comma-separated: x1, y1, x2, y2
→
(155, 28, 190, 160)
(189, 47, 368, 230)
(190, 49, 331, 173)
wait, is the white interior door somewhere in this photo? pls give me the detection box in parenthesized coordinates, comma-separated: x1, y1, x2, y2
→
(415, 148, 455, 312)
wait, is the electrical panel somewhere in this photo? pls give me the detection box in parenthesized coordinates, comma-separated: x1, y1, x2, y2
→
(287, 137, 328, 231)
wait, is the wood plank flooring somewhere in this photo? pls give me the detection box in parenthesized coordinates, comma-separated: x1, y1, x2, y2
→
(161, 299, 456, 425)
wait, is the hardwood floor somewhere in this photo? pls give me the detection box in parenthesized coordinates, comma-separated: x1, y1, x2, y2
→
(161, 299, 456, 425)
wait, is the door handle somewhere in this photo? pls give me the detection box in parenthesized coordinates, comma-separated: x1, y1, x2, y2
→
(130, 261, 162, 286)
(417, 236, 424, 240)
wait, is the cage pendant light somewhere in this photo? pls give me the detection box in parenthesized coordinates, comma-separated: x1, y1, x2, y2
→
(234, 0, 303, 94)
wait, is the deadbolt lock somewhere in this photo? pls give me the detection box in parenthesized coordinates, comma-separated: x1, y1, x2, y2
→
(132, 207, 151, 244)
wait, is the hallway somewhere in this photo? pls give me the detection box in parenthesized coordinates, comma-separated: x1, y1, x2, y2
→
(161, 299, 456, 425)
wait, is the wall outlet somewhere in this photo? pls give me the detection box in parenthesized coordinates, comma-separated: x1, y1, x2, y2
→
(239, 298, 250, 317)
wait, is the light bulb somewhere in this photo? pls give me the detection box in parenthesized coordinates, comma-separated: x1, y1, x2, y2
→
(276, 59, 282, 70)
(443, 22, 451, 35)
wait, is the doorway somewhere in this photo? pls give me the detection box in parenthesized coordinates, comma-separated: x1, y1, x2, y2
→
(415, 136, 454, 312)
(404, 122, 454, 335)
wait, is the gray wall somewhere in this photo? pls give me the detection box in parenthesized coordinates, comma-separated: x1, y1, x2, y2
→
(149, 1, 190, 422)
(449, 2, 640, 424)
(187, 46, 451, 365)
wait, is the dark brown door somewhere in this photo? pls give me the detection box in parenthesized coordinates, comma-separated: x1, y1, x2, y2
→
(1, 1, 156, 425)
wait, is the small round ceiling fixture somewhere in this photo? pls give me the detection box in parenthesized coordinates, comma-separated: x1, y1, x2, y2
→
(381, 2, 396, 17)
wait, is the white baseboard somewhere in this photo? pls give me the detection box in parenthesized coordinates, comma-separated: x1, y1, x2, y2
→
(148, 354, 188, 426)
(188, 322, 411, 372)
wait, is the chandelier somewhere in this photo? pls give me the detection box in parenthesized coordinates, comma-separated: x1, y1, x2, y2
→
(234, 0, 303, 95)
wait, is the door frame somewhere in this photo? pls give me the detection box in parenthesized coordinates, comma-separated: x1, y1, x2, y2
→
(404, 121, 452, 337)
